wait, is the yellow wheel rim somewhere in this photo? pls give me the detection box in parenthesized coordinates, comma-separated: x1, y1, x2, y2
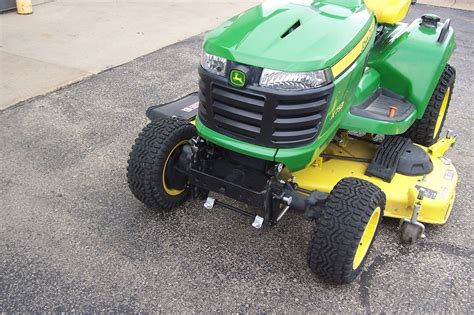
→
(434, 87, 451, 137)
(353, 207, 381, 270)
(162, 140, 187, 196)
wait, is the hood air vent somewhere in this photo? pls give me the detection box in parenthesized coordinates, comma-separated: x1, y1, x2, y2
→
(281, 20, 301, 38)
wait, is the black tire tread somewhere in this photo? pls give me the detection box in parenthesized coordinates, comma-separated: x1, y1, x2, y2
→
(404, 64, 456, 146)
(308, 177, 386, 284)
(127, 118, 196, 210)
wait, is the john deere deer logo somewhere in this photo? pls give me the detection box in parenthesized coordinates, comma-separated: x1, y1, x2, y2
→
(230, 69, 246, 87)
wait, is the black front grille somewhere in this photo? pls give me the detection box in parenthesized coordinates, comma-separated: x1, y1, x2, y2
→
(211, 85, 265, 140)
(272, 97, 328, 144)
(198, 66, 333, 148)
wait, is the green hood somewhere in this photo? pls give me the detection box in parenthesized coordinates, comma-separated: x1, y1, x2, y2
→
(203, 0, 374, 72)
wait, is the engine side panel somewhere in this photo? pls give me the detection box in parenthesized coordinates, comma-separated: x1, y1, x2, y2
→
(368, 18, 456, 119)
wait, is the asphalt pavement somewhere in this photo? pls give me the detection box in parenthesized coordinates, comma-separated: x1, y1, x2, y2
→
(1, 4, 473, 313)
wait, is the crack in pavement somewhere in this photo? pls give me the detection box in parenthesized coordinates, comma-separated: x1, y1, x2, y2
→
(358, 240, 473, 311)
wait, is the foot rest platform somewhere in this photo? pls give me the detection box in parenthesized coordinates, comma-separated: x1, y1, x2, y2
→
(351, 88, 415, 122)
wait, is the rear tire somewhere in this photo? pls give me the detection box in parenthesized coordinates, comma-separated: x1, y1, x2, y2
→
(308, 177, 386, 284)
(127, 118, 196, 211)
(404, 64, 456, 146)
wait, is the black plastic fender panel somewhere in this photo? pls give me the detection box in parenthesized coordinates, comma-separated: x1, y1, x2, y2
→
(146, 92, 199, 121)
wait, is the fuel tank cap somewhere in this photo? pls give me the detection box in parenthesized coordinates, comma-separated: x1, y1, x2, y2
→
(421, 14, 441, 28)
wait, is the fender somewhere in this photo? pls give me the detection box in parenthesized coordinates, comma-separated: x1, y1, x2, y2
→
(368, 17, 456, 119)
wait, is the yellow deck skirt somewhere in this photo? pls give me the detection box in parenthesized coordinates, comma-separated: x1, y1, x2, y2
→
(293, 138, 457, 225)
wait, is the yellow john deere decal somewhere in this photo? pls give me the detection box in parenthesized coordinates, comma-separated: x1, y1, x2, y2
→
(230, 69, 246, 87)
(331, 20, 375, 78)
(329, 102, 344, 120)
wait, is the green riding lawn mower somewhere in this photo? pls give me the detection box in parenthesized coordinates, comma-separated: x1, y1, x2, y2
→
(127, 0, 458, 284)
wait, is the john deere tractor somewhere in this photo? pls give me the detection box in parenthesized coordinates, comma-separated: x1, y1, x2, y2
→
(127, 0, 458, 283)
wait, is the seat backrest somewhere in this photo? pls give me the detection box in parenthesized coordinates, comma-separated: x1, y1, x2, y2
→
(364, 0, 411, 24)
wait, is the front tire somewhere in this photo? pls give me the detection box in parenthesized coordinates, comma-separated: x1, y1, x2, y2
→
(127, 118, 196, 211)
(308, 177, 386, 284)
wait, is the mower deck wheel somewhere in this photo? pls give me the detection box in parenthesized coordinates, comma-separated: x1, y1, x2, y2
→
(127, 118, 196, 210)
(400, 220, 425, 244)
(308, 177, 386, 284)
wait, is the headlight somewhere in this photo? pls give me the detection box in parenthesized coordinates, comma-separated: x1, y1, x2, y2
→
(201, 52, 227, 77)
(259, 69, 329, 90)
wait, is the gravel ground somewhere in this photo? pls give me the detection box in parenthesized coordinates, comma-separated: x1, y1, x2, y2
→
(1, 4, 473, 313)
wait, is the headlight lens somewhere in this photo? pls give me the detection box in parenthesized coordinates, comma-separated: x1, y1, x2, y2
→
(259, 69, 329, 90)
(201, 52, 227, 77)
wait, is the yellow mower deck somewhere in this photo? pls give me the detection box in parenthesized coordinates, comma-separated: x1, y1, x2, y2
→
(293, 136, 457, 225)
